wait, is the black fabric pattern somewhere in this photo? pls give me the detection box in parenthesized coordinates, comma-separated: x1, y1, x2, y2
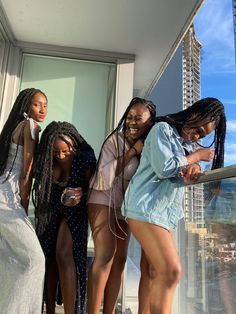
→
(37, 150, 96, 313)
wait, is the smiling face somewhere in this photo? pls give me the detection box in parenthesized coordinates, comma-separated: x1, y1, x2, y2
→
(53, 136, 74, 163)
(28, 92, 48, 122)
(125, 103, 152, 142)
(181, 121, 216, 142)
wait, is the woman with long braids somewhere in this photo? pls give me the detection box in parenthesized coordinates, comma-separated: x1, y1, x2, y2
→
(32, 121, 96, 314)
(87, 97, 156, 314)
(122, 97, 226, 313)
(0, 88, 48, 313)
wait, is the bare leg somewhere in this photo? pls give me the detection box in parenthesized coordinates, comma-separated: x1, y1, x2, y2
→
(103, 219, 131, 314)
(138, 250, 156, 314)
(45, 260, 59, 314)
(128, 219, 182, 314)
(56, 219, 76, 314)
(87, 204, 116, 314)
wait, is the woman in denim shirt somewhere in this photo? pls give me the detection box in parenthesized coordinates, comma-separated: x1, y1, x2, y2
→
(122, 98, 226, 313)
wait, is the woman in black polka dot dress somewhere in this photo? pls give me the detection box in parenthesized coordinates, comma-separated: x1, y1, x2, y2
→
(32, 121, 96, 314)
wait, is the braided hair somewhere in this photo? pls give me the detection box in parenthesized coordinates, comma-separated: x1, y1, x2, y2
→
(92, 97, 156, 194)
(32, 121, 94, 219)
(95, 96, 156, 169)
(155, 97, 226, 169)
(114, 97, 156, 136)
(0, 88, 47, 175)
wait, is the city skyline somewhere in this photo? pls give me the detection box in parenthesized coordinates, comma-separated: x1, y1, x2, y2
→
(194, 0, 236, 166)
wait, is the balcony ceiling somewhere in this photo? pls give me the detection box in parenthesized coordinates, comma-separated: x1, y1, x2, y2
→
(0, 0, 202, 96)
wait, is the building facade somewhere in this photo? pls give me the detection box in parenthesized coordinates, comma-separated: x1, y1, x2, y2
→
(182, 25, 204, 229)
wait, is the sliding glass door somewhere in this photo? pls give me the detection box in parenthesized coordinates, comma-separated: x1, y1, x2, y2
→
(20, 54, 116, 156)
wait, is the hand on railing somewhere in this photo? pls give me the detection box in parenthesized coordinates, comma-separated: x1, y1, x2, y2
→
(179, 163, 203, 184)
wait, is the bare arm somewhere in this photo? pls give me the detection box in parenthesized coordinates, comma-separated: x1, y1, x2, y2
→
(186, 147, 214, 164)
(181, 148, 214, 184)
(180, 163, 203, 184)
(20, 121, 39, 214)
(93, 135, 142, 190)
(115, 139, 143, 176)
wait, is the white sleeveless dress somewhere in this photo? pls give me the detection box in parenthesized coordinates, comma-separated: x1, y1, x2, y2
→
(0, 142, 45, 314)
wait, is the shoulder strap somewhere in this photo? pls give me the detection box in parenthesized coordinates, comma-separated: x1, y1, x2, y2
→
(23, 112, 41, 140)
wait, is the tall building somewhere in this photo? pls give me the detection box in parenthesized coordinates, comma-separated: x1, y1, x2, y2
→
(182, 25, 205, 229)
(182, 26, 201, 109)
(181, 26, 208, 314)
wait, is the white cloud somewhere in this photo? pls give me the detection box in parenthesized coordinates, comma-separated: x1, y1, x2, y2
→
(194, 0, 235, 74)
(225, 140, 236, 152)
(227, 120, 236, 132)
(225, 140, 236, 165)
(224, 152, 236, 165)
(225, 141, 236, 151)
(223, 99, 236, 105)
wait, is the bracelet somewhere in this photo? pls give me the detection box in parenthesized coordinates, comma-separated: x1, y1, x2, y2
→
(131, 146, 138, 155)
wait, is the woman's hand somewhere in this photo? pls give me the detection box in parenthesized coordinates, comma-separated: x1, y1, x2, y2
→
(116, 139, 145, 177)
(196, 148, 215, 162)
(132, 139, 144, 155)
(186, 147, 214, 164)
(180, 163, 203, 184)
(61, 187, 83, 207)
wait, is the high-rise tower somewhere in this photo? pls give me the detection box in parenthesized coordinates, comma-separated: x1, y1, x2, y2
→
(182, 25, 204, 229)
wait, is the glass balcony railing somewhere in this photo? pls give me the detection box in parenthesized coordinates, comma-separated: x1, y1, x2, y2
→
(123, 165, 236, 314)
(27, 165, 236, 313)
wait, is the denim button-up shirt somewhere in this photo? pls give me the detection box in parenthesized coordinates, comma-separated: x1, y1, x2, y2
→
(122, 122, 196, 231)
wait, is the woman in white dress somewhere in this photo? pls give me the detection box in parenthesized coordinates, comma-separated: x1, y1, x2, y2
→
(0, 88, 48, 314)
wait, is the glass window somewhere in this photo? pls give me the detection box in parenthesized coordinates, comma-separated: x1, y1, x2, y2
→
(20, 54, 116, 228)
(180, 178, 236, 314)
(125, 235, 141, 313)
(20, 54, 116, 156)
(125, 177, 236, 313)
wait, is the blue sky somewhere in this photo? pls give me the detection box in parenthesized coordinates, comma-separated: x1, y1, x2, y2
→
(194, 0, 236, 166)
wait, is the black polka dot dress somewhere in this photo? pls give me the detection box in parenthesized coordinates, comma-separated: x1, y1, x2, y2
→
(37, 150, 96, 313)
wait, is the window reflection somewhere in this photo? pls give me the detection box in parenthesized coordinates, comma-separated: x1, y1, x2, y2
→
(125, 178, 236, 314)
(184, 178, 236, 314)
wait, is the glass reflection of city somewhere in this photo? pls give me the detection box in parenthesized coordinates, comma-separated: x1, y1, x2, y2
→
(125, 177, 236, 314)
